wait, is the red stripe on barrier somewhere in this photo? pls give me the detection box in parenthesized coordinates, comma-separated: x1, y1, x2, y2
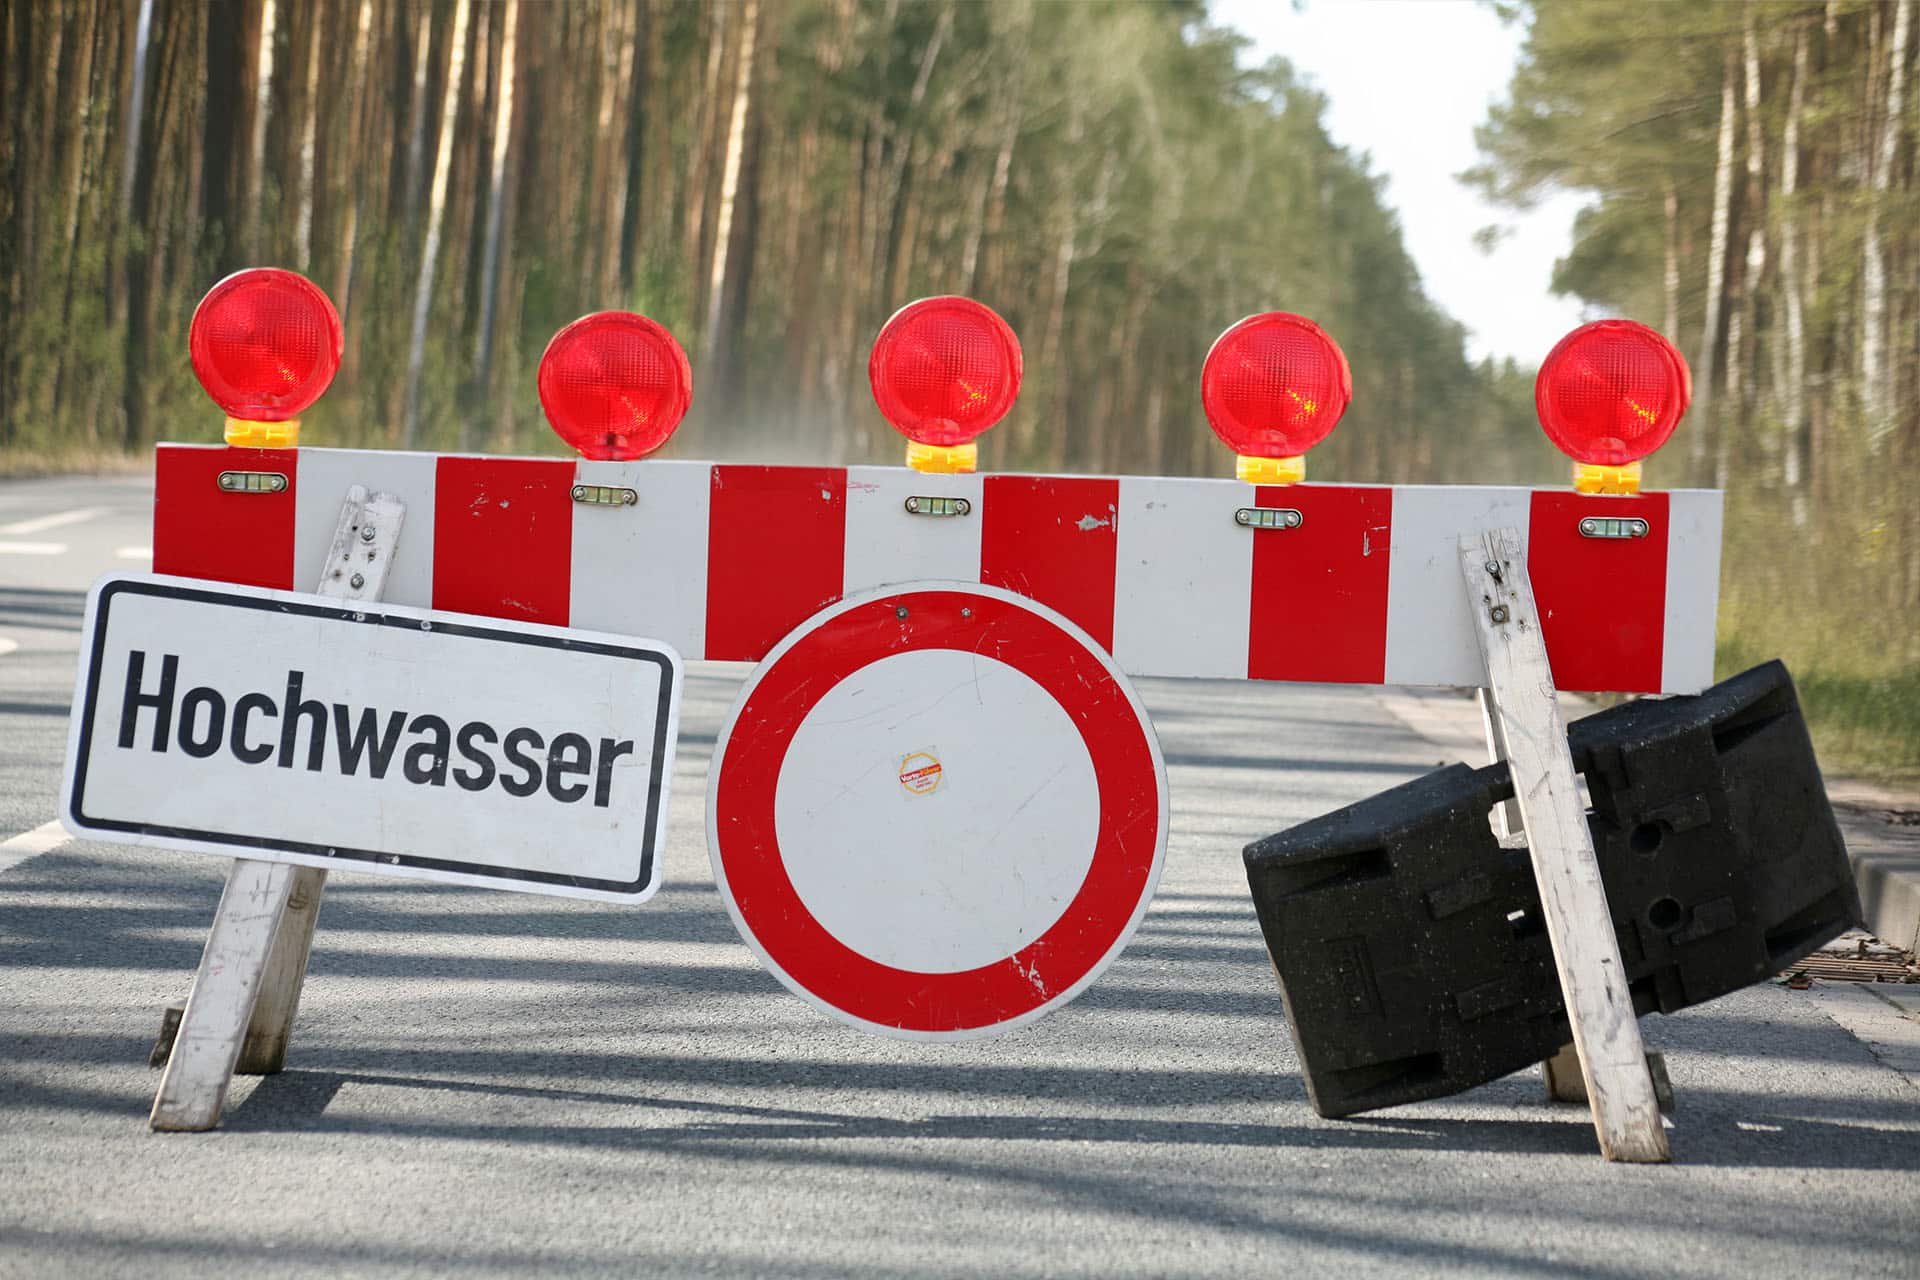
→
(1528, 491, 1669, 694)
(1247, 484, 1393, 683)
(705, 466, 847, 661)
(152, 446, 299, 589)
(431, 456, 574, 624)
(979, 476, 1120, 651)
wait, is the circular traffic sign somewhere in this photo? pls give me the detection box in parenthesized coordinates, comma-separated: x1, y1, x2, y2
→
(707, 583, 1168, 1040)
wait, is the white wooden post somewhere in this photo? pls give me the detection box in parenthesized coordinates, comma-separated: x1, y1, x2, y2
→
(234, 865, 328, 1074)
(1477, 686, 1584, 1103)
(1474, 688, 1524, 844)
(1458, 528, 1669, 1164)
(150, 486, 406, 1131)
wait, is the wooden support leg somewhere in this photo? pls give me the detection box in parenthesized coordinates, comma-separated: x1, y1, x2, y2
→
(1481, 686, 1584, 1103)
(1475, 688, 1524, 845)
(149, 486, 405, 1131)
(237, 866, 328, 1074)
(1460, 529, 1670, 1163)
(150, 861, 297, 1130)
(1542, 1043, 1586, 1102)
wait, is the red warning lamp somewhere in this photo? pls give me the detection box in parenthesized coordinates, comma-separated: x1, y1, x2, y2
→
(868, 296, 1023, 474)
(1201, 312, 1352, 485)
(537, 311, 692, 461)
(188, 268, 344, 449)
(1536, 319, 1690, 495)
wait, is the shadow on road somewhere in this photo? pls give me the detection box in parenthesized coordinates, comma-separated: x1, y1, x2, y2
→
(4, 845, 1916, 1193)
(0, 586, 85, 632)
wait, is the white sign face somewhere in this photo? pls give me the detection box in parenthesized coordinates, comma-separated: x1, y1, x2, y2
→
(62, 575, 682, 901)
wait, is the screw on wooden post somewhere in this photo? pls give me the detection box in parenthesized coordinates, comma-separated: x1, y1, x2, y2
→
(1458, 527, 1670, 1164)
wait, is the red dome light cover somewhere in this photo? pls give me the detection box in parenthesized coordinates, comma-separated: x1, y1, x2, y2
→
(537, 311, 693, 461)
(868, 296, 1023, 447)
(1201, 312, 1353, 459)
(188, 268, 344, 421)
(1535, 319, 1691, 466)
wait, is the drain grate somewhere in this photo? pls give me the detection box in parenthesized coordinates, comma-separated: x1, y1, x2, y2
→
(1780, 930, 1919, 986)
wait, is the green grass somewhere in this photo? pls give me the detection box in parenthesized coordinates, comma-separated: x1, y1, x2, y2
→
(0, 444, 149, 478)
(1713, 480, 1920, 787)
(1717, 638, 1920, 785)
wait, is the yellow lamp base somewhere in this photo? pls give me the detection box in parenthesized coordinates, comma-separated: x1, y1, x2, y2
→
(1572, 460, 1642, 495)
(1236, 453, 1306, 485)
(224, 417, 301, 449)
(906, 441, 977, 474)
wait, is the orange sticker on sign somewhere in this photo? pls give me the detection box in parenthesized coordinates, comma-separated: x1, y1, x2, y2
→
(898, 751, 943, 796)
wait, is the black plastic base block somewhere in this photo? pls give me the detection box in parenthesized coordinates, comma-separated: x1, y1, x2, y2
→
(1243, 660, 1860, 1119)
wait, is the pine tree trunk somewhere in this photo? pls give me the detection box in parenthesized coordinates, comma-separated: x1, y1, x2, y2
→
(1735, 8, 1766, 411)
(879, 3, 951, 302)
(123, 0, 189, 448)
(1779, 25, 1809, 525)
(1693, 41, 1738, 475)
(1034, 100, 1085, 466)
(200, 0, 260, 275)
(700, 0, 759, 401)
(403, 0, 471, 448)
(333, 0, 374, 329)
(53, 0, 98, 260)
(401, 0, 433, 227)
(618, 0, 651, 291)
(682, 3, 730, 310)
(50, 0, 104, 429)
(1662, 178, 1680, 343)
(474, 0, 518, 388)
(119, 0, 153, 217)
(244, 0, 277, 262)
(294, 3, 321, 271)
(977, 3, 1031, 298)
(1862, 0, 1910, 441)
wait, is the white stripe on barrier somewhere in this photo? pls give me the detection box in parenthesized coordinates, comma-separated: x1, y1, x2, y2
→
(1384, 485, 1533, 689)
(1112, 476, 1254, 679)
(294, 447, 438, 603)
(1662, 489, 1724, 695)
(571, 458, 712, 656)
(842, 466, 983, 594)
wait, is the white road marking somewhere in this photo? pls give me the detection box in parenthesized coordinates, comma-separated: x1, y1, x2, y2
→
(0, 541, 67, 556)
(0, 820, 71, 873)
(0, 507, 105, 535)
(115, 545, 153, 560)
(0, 637, 17, 657)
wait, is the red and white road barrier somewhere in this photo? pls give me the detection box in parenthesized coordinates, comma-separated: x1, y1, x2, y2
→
(158, 444, 1721, 695)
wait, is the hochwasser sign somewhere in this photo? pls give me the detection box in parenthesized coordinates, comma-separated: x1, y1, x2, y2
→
(63, 576, 682, 901)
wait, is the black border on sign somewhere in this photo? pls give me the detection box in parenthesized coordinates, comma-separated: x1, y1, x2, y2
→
(67, 578, 675, 897)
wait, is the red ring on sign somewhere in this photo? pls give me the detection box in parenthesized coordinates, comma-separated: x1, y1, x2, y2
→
(712, 588, 1162, 1034)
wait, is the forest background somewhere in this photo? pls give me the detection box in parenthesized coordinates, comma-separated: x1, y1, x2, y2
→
(1, 0, 1915, 775)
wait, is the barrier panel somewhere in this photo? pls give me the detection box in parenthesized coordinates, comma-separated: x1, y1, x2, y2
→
(151, 445, 1724, 692)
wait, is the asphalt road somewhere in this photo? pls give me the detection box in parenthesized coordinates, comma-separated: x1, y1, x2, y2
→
(2, 472, 1916, 1280)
